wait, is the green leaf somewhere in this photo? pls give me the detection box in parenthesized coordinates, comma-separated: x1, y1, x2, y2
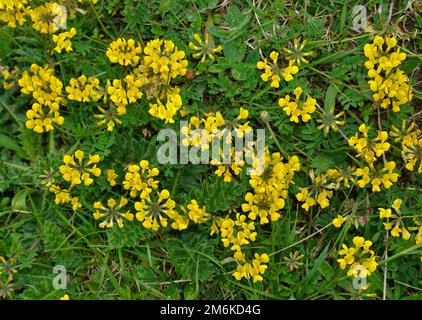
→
(0, 133, 27, 159)
(298, 243, 330, 297)
(11, 189, 28, 211)
(324, 83, 338, 111)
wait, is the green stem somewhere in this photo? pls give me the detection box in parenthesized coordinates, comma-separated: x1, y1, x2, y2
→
(1, 161, 29, 171)
(48, 130, 55, 155)
(378, 243, 422, 265)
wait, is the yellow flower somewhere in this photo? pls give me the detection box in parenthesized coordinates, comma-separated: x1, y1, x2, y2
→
(364, 36, 412, 112)
(332, 215, 345, 228)
(283, 38, 313, 65)
(107, 75, 143, 113)
(148, 91, 182, 124)
(241, 191, 284, 224)
(18, 64, 63, 105)
(348, 124, 390, 165)
(379, 198, 412, 240)
(52, 27, 76, 53)
(257, 51, 298, 88)
(60, 294, 70, 300)
(249, 153, 300, 218)
(66, 75, 102, 102)
(106, 38, 142, 66)
(94, 105, 123, 131)
(378, 208, 392, 219)
(105, 169, 118, 187)
(233, 253, 269, 283)
(122, 160, 159, 198)
(295, 169, 337, 211)
(220, 212, 257, 252)
(337, 236, 377, 278)
(29, 2, 64, 34)
(93, 197, 133, 228)
(59, 150, 101, 186)
(135, 189, 186, 231)
(391, 226, 401, 237)
(402, 137, 422, 173)
(0, 65, 19, 90)
(211, 147, 245, 183)
(183, 200, 208, 224)
(189, 32, 223, 63)
(25, 102, 64, 133)
(390, 120, 419, 150)
(278, 87, 316, 123)
(316, 105, 346, 136)
(142, 39, 188, 82)
(0, 0, 30, 27)
(392, 199, 402, 212)
(355, 162, 399, 192)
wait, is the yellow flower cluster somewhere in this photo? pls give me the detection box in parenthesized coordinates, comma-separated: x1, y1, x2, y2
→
(93, 198, 134, 229)
(211, 147, 245, 183)
(94, 105, 122, 131)
(0, 255, 17, 282)
(107, 75, 143, 115)
(137, 39, 188, 123)
(257, 51, 298, 88)
(182, 200, 209, 224)
(59, 150, 101, 186)
(106, 38, 142, 66)
(248, 152, 300, 216)
(25, 102, 64, 133)
(18, 64, 65, 133)
(220, 212, 257, 253)
(122, 160, 159, 198)
(316, 105, 346, 136)
(142, 39, 188, 82)
(49, 184, 81, 211)
(391, 121, 422, 173)
(0, 0, 30, 27)
(189, 33, 223, 63)
(364, 36, 412, 112)
(241, 191, 284, 224)
(148, 90, 182, 124)
(52, 27, 76, 53)
(66, 75, 102, 102)
(278, 87, 316, 123)
(295, 169, 338, 211)
(105, 169, 118, 186)
(337, 236, 378, 278)
(180, 116, 206, 148)
(182, 108, 251, 151)
(348, 124, 390, 165)
(355, 161, 399, 192)
(379, 199, 411, 240)
(62, 157, 205, 231)
(233, 253, 269, 283)
(325, 167, 356, 188)
(283, 38, 313, 66)
(402, 137, 422, 173)
(29, 2, 64, 34)
(390, 120, 419, 148)
(135, 189, 188, 231)
(19, 64, 63, 105)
